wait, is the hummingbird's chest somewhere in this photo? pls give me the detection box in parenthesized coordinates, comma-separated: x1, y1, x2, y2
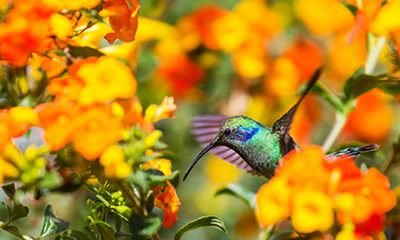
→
(229, 128, 284, 178)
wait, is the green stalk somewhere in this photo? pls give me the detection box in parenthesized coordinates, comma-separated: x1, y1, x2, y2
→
(322, 35, 386, 150)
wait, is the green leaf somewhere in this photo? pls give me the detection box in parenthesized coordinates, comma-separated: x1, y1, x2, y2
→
(94, 220, 115, 240)
(138, 216, 162, 236)
(2, 183, 16, 199)
(343, 68, 379, 100)
(174, 215, 228, 240)
(67, 44, 104, 59)
(376, 77, 400, 95)
(215, 184, 256, 210)
(9, 203, 29, 223)
(2, 225, 26, 239)
(56, 230, 94, 240)
(147, 170, 180, 187)
(341, 1, 357, 16)
(311, 84, 345, 112)
(129, 213, 162, 239)
(38, 172, 63, 189)
(39, 205, 70, 238)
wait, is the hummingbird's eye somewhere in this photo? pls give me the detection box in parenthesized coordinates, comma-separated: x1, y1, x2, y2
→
(224, 128, 231, 136)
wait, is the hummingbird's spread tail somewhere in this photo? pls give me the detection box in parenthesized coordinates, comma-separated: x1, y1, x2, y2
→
(325, 144, 380, 159)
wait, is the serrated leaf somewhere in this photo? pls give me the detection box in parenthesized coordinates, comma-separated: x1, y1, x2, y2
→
(174, 215, 228, 240)
(40, 205, 70, 238)
(67, 45, 104, 59)
(56, 230, 94, 240)
(94, 220, 115, 240)
(215, 184, 256, 210)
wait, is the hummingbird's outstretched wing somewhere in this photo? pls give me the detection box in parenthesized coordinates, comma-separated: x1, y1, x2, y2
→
(272, 68, 322, 154)
(192, 115, 256, 172)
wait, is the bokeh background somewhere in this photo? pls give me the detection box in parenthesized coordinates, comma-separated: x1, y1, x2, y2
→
(1, 0, 400, 239)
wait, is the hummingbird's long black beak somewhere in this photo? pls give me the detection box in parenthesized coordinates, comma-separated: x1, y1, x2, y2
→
(183, 143, 215, 181)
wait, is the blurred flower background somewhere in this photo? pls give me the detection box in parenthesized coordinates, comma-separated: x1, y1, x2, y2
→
(0, 0, 400, 239)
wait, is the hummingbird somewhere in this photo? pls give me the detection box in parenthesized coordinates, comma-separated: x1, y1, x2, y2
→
(183, 69, 379, 181)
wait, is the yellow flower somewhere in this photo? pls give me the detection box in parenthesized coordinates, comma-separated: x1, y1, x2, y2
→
(211, 11, 248, 52)
(206, 155, 242, 184)
(370, 1, 400, 36)
(100, 145, 131, 179)
(76, 56, 137, 106)
(144, 96, 176, 123)
(50, 13, 73, 39)
(295, 0, 354, 34)
(141, 159, 172, 176)
(264, 57, 300, 98)
(100, 144, 125, 166)
(0, 155, 19, 183)
(336, 230, 356, 240)
(9, 106, 39, 126)
(292, 191, 334, 233)
(44, 0, 101, 10)
(255, 178, 291, 227)
(104, 161, 131, 179)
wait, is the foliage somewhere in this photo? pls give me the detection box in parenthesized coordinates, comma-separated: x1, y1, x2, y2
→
(0, 0, 400, 239)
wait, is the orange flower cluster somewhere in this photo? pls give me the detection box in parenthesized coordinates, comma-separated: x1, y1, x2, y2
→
(345, 89, 393, 143)
(255, 146, 396, 237)
(0, 0, 140, 66)
(101, 0, 140, 44)
(0, 107, 38, 150)
(141, 158, 181, 228)
(0, 0, 55, 66)
(36, 55, 176, 164)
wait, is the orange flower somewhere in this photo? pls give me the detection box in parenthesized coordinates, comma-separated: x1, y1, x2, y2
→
(354, 213, 385, 237)
(327, 31, 367, 84)
(0, 0, 55, 65)
(144, 96, 176, 123)
(101, 0, 140, 44)
(70, 56, 137, 106)
(36, 98, 82, 150)
(275, 146, 330, 193)
(33, 53, 67, 79)
(178, 5, 248, 51)
(0, 107, 38, 150)
(157, 55, 204, 97)
(153, 181, 181, 228)
(338, 167, 396, 224)
(71, 106, 123, 160)
(284, 38, 324, 81)
(118, 97, 155, 133)
(48, 76, 84, 101)
(345, 89, 393, 142)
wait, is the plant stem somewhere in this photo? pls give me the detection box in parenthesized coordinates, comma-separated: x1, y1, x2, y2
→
(365, 35, 386, 74)
(322, 35, 386, 150)
(322, 112, 347, 151)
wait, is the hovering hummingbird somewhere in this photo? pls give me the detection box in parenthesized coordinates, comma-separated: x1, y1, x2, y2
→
(183, 69, 378, 181)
